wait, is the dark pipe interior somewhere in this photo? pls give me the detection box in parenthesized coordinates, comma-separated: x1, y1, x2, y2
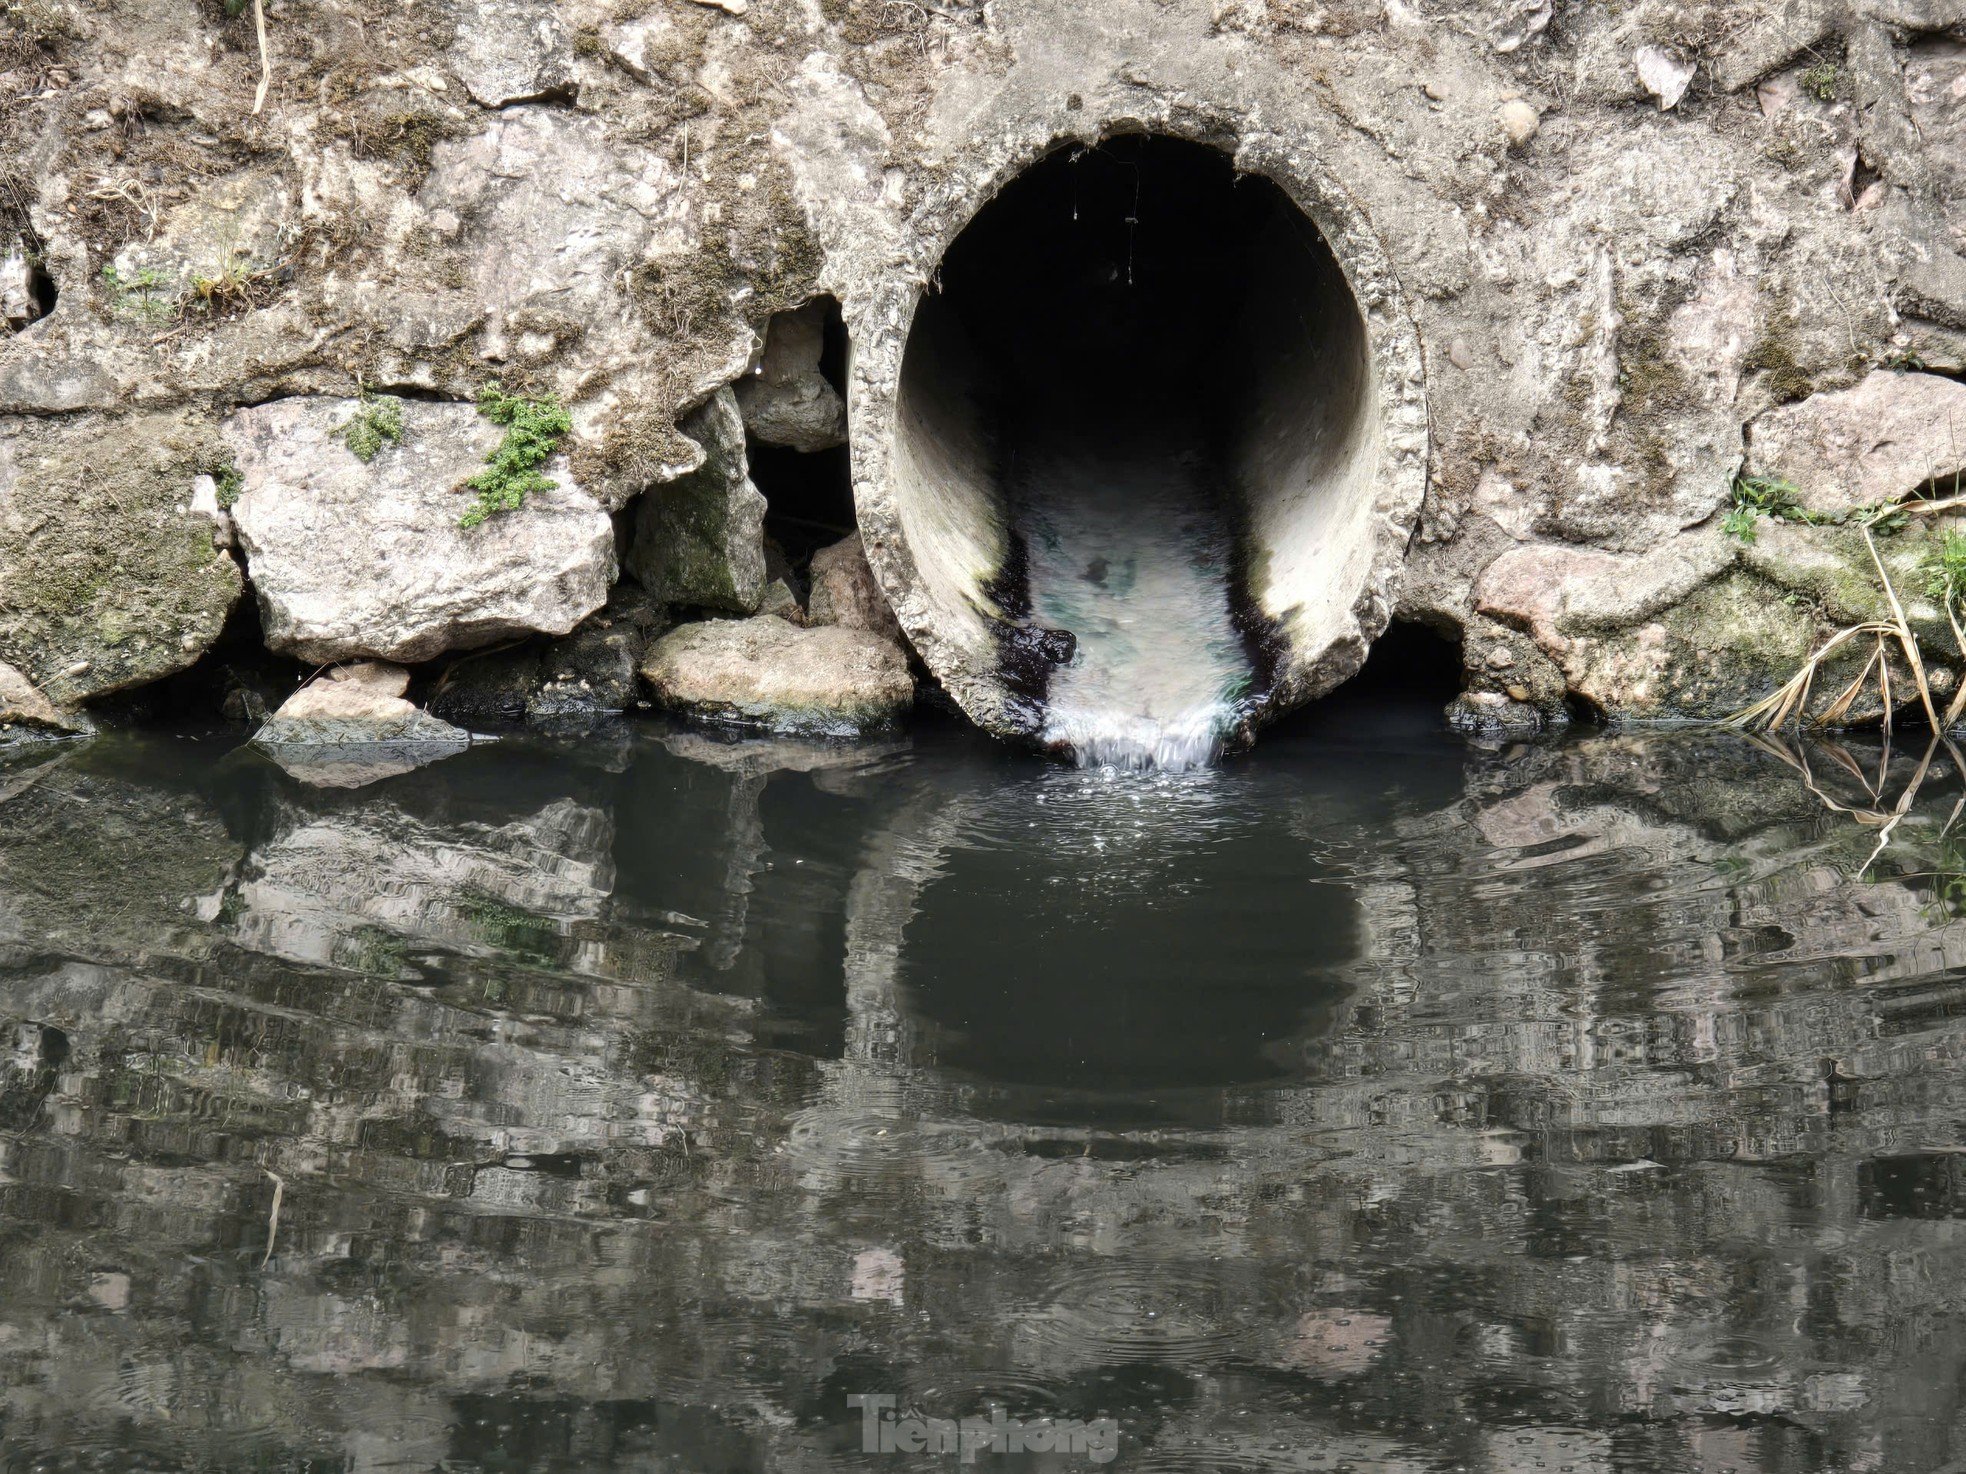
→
(895, 133, 1376, 759)
(938, 135, 1298, 434)
(936, 136, 1296, 685)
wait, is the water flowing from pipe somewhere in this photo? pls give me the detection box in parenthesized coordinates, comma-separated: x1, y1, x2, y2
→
(1010, 422, 1254, 773)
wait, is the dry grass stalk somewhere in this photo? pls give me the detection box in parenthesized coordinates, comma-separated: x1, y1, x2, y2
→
(1745, 729, 1966, 874)
(1730, 527, 1945, 736)
(251, 0, 271, 116)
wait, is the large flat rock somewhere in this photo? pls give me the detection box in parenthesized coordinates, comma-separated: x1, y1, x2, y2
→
(226, 397, 615, 665)
(1745, 371, 1966, 516)
(640, 616, 914, 734)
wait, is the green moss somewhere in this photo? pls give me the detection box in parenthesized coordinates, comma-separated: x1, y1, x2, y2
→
(0, 412, 243, 701)
(1802, 61, 1838, 102)
(1744, 310, 1815, 403)
(342, 396, 405, 462)
(1663, 571, 1821, 707)
(460, 382, 571, 528)
(100, 263, 174, 322)
(211, 459, 244, 510)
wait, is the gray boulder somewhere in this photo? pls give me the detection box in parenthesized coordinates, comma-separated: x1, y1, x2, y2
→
(640, 616, 914, 734)
(0, 411, 242, 707)
(225, 396, 615, 664)
(412, 107, 740, 507)
(255, 662, 468, 747)
(734, 303, 847, 452)
(1745, 372, 1966, 516)
(807, 531, 903, 643)
(626, 389, 768, 614)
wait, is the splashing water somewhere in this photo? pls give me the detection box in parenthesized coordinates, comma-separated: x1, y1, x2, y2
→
(1011, 427, 1255, 773)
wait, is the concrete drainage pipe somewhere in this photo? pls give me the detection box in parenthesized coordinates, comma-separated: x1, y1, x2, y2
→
(851, 130, 1429, 767)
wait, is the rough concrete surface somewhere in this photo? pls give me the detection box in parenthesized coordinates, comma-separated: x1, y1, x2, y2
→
(2, 0, 1965, 737)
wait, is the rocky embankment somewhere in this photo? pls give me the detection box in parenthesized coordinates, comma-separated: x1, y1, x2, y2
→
(2, 0, 1965, 749)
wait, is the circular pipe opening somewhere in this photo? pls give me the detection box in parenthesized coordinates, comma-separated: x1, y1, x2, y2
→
(863, 131, 1424, 767)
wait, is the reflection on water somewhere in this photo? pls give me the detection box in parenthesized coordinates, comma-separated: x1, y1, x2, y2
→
(8, 712, 1966, 1470)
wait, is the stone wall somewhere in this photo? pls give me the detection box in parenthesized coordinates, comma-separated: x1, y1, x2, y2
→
(3, 0, 1965, 742)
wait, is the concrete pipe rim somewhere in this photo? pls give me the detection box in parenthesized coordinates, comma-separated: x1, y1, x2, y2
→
(847, 118, 1431, 756)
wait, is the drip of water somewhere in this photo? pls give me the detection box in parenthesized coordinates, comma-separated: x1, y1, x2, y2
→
(1012, 430, 1253, 773)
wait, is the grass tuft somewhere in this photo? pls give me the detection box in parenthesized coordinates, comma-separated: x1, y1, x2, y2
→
(1723, 474, 1912, 544)
(1927, 528, 1966, 614)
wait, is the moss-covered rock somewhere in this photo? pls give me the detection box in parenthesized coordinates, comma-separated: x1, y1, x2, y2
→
(1560, 569, 1821, 719)
(1742, 519, 1958, 655)
(0, 410, 241, 707)
(624, 389, 767, 615)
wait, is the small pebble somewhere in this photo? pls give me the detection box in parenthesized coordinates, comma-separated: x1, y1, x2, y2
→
(1498, 99, 1540, 149)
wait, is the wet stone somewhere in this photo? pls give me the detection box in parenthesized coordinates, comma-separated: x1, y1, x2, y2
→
(640, 614, 915, 734)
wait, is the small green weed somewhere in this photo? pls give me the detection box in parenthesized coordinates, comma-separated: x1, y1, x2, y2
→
(188, 259, 272, 315)
(1722, 474, 1903, 544)
(1722, 504, 1760, 543)
(460, 382, 571, 528)
(342, 396, 405, 462)
(1802, 61, 1838, 102)
(101, 263, 173, 322)
(1725, 474, 1813, 542)
(1925, 528, 1966, 614)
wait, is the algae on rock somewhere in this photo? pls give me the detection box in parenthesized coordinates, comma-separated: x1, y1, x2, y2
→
(0, 411, 242, 708)
(625, 389, 768, 615)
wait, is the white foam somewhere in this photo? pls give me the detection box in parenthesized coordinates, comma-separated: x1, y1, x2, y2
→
(1015, 433, 1252, 773)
